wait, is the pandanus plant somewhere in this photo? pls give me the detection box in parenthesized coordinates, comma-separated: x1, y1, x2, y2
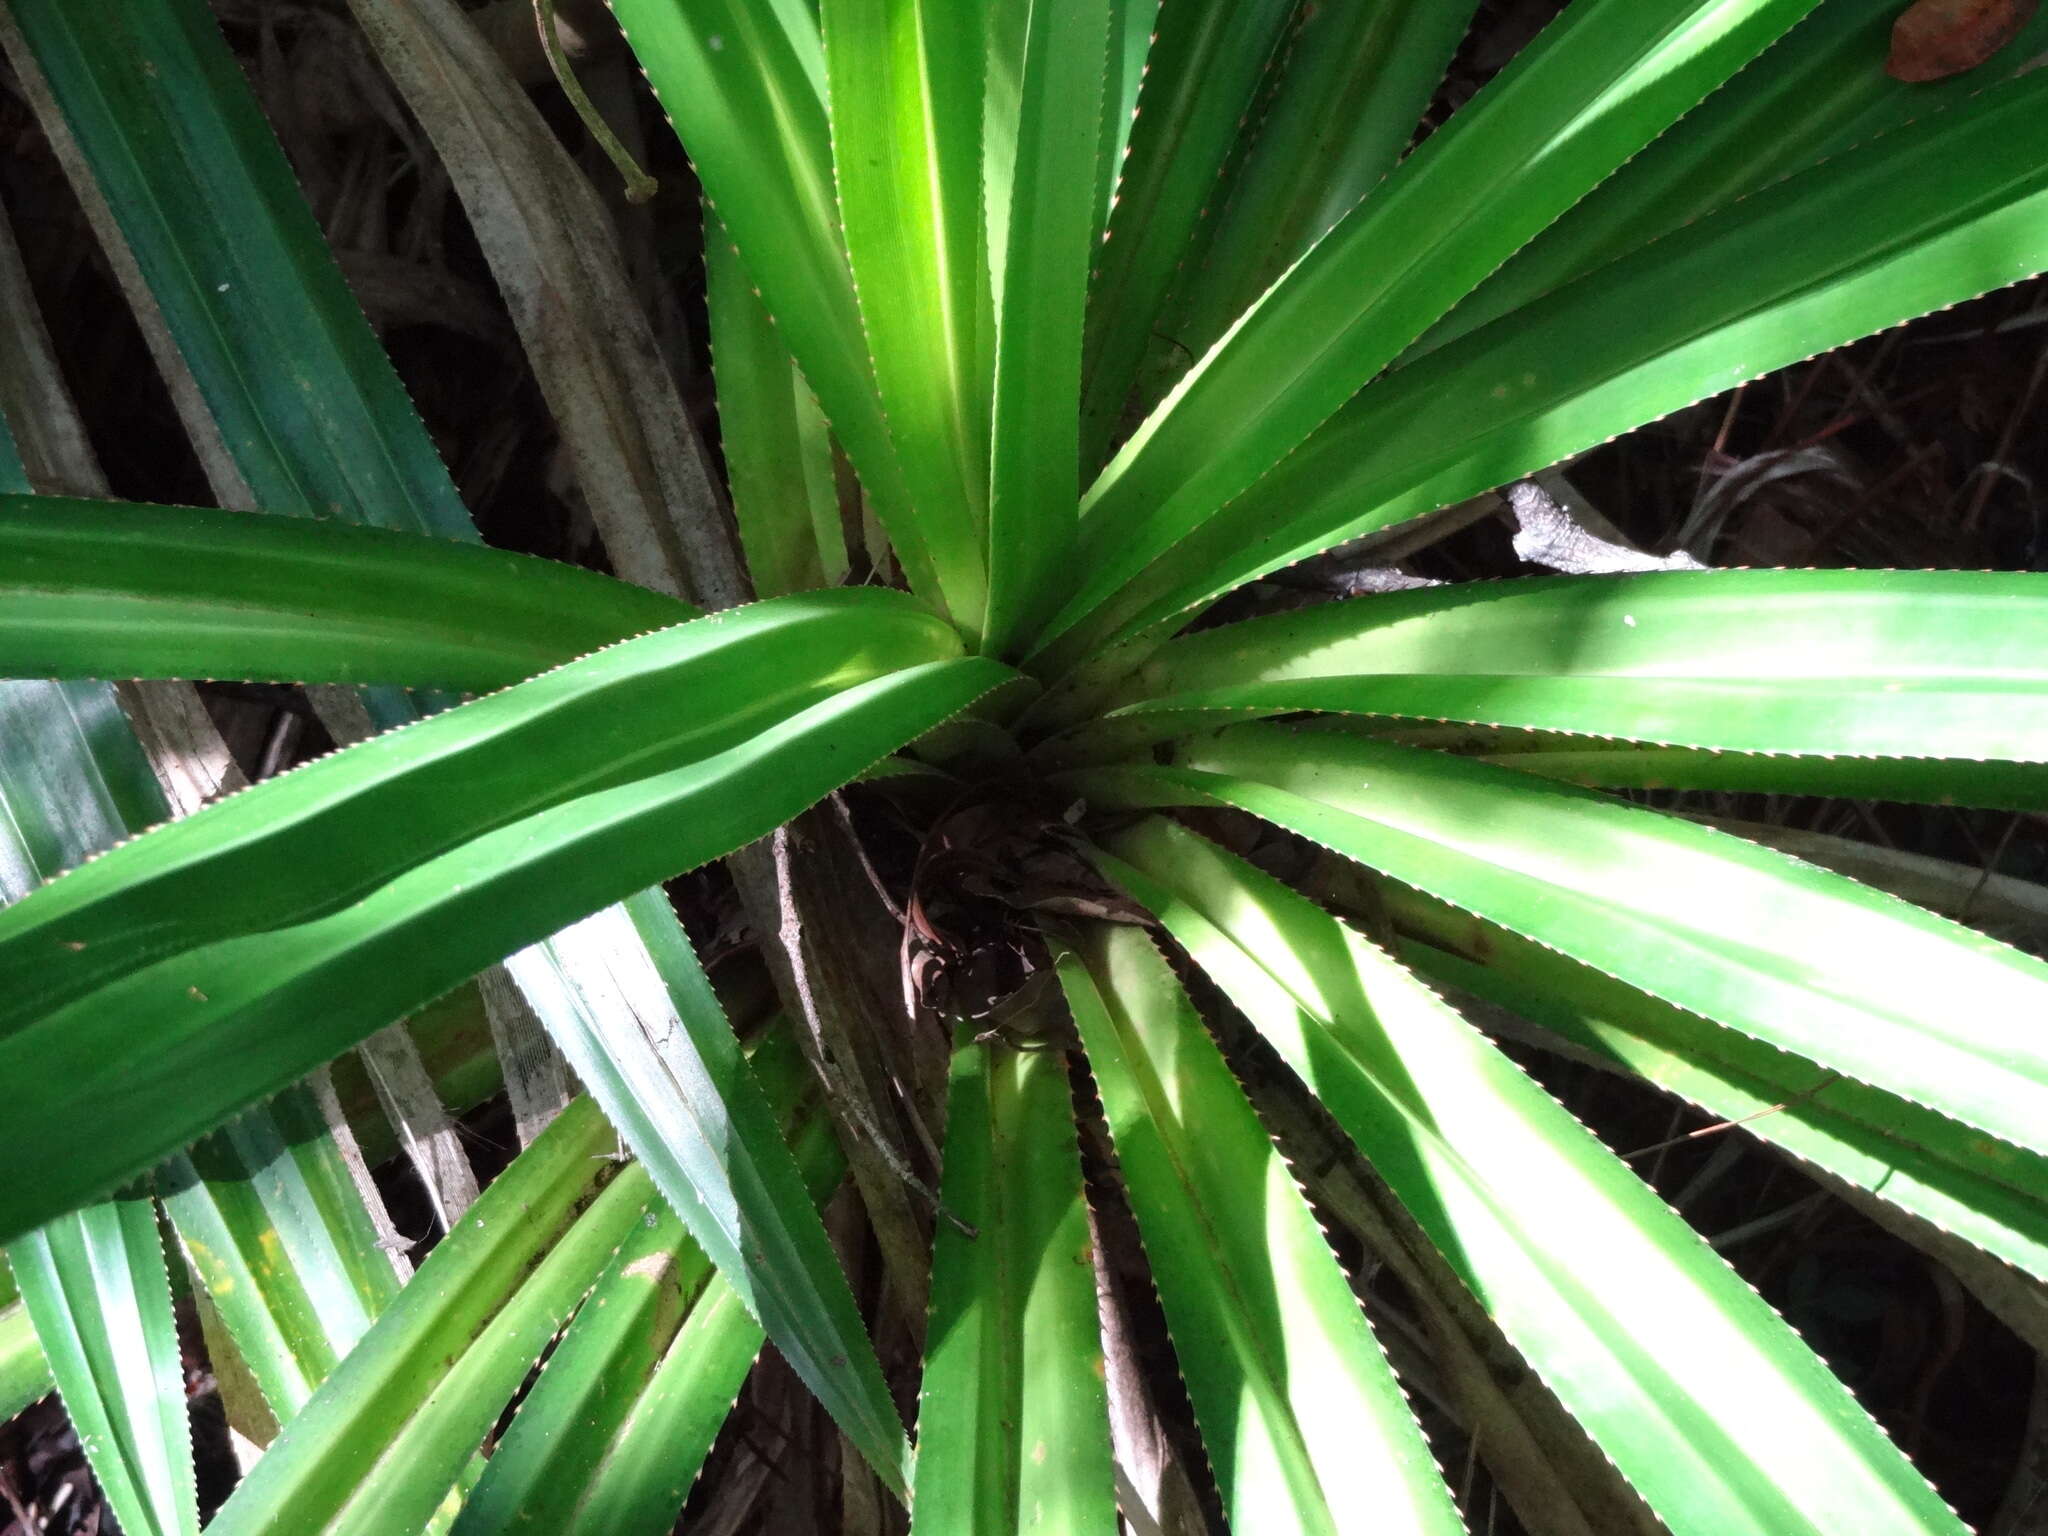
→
(3, 0, 2048, 1531)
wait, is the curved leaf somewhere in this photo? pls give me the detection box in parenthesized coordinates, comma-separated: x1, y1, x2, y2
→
(1385, 895, 2048, 1282)
(1063, 726, 2048, 1170)
(0, 493, 694, 691)
(1414, 0, 2048, 359)
(0, 635, 1011, 1242)
(1094, 816, 1965, 1536)
(1055, 926, 1463, 1536)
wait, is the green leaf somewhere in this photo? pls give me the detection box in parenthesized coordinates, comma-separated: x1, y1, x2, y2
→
(203, 1098, 640, 1536)
(979, 0, 1108, 656)
(1478, 738, 2048, 813)
(1414, 0, 2048, 359)
(0, 603, 1012, 1242)
(1076, 0, 1295, 472)
(1040, 0, 1822, 667)
(1385, 894, 2048, 1283)
(1063, 725, 2048, 1171)
(1093, 815, 1966, 1536)
(611, 0, 945, 610)
(0, 590, 965, 1025)
(1050, 569, 2048, 769)
(0, 1293, 51, 1423)
(824, 0, 990, 638)
(911, 1024, 1115, 1534)
(9, 1191, 198, 1536)
(1055, 925, 1462, 1536)
(1163, 1, 1481, 370)
(159, 1085, 406, 1425)
(705, 224, 848, 598)
(503, 890, 911, 1494)
(0, 493, 695, 692)
(1069, 62, 2048, 655)
(455, 1041, 847, 1536)
(0, 0, 471, 537)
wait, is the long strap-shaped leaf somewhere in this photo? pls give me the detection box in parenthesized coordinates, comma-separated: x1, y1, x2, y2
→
(0, 676, 193, 1536)
(1415, 0, 2048, 359)
(158, 1085, 407, 1426)
(0, 1283, 50, 1423)
(705, 224, 848, 599)
(1044, 569, 2048, 770)
(0, 493, 695, 692)
(910, 1024, 1116, 1534)
(0, 590, 963, 1023)
(979, 0, 1108, 656)
(1037, 0, 1821, 667)
(824, 0, 990, 639)
(454, 1041, 847, 1536)
(1055, 926, 1464, 1536)
(1479, 738, 2048, 813)
(1383, 888, 2048, 1283)
(0, 0, 469, 536)
(1069, 62, 2048, 658)
(1063, 725, 2048, 1168)
(502, 893, 910, 1493)
(10, 1194, 197, 1536)
(202, 1098, 636, 1536)
(1095, 817, 1964, 1536)
(1075, 0, 1295, 473)
(0, 647, 1010, 1242)
(1163, 0, 1482, 373)
(610, 0, 944, 610)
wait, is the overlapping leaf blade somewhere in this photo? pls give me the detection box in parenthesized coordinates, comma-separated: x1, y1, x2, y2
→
(455, 1039, 848, 1536)
(0, 600, 1010, 1240)
(1063, 726, 2048, 1168)
(1076, 0, 1295, 471)
(1055, 925, 1463, 1536)
(979, 0, 1108, 655)
(610, 0, 943, 607)
(1415, 0, 2048, 358)
(1039, 0, 1823, 667)
(203, 1098, 640, 1536)
(159, 1086, 406, 1426)
(705, 227, 848, 599)
(1384, 891, 2048, 1281)
(824, 0, 990, 636)
(0, 494, 694, 691)
(1163, 1, 1481, 371)
(503, 892, 910, 1493)
(0, 0, 470, 536)
(1042, 569, 2048, 770)
(10, 1195, 197, 1536)
(911, 1024, 1115, 1534)
(1094, 816, 1966, 1536)
(1066, 63, 2048, 655)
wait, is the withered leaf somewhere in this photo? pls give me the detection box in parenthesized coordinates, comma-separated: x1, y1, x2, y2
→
(1888, 0, 2039, 82)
